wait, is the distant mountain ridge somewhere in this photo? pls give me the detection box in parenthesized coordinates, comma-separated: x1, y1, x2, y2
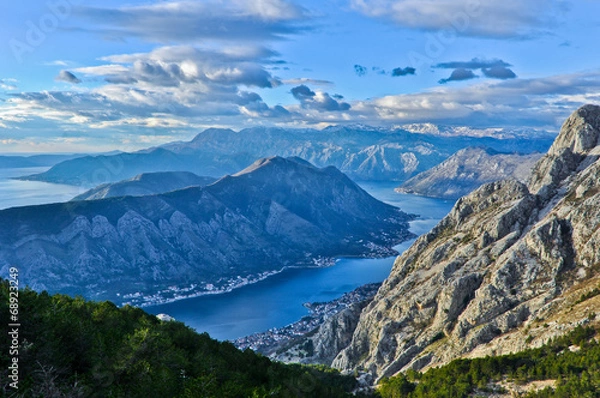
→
(400, 123, 553, 139)
(19, 125, 554, 186)
(396, 147, 543, 199)
(0, 157, 414, 305)
(72, 171, 216, 200)
(326, 104, 600, 381)
(0, 153, 85, 168)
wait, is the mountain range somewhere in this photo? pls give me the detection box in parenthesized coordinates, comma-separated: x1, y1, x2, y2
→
(19, 125, 554, 187)
(0, 156, 413, 305)
(396, 147, 543, 199)
(328, 104, 600, 380)
(265, 105, 600, 385)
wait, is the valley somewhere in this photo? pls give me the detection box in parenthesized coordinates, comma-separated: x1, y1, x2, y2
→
(3, 0, 600, 395)
(1, 105, 599, 397)
(121, 183, 453, 340)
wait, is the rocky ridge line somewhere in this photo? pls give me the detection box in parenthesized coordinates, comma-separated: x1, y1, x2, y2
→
(329, 104, 600, 382)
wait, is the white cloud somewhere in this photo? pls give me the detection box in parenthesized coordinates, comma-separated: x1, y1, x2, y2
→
(1, 43, 293, 135)
(55, 70, 82, 84)
(349, 0, 569, 39)
(0, 78, 18, 91)
(282, 78, 334, 86)
(44, 60, 71, 67)
(232, 0, 306, 20)
(75, 0, 309, 43)
(351, 70, 600, 128)
(77, 46, 281, 89)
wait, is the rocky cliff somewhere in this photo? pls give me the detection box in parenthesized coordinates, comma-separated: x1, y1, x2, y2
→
(331, 104, 600, 381)
(396, 147, 542, 199)
(0, 157, 414, 305)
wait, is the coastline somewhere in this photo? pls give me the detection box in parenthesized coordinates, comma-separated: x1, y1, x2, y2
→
(125, 256, 336, 308)
(127, 240, 404, 308)
(131, 231, 415, 309)
(233, 283, 382, 355)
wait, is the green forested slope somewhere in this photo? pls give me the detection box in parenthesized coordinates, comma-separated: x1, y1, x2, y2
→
(0, 280, 359, 397)
(378, 325, 600, 398)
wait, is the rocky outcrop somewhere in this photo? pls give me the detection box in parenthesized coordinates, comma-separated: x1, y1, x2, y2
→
(0, 157, 414, 304)
(72, 172, 216, 200)
(332, 104, 600, 381)
(396, 147, 542, 199)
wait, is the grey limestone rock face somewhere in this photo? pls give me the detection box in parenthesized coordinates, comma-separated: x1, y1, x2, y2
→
(331, 104, 600, 381)
(396, 147, 543, 199)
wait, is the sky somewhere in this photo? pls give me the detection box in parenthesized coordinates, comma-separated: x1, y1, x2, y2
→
(1, 0, 599, 153)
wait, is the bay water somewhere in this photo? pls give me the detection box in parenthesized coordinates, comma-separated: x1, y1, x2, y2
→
(0, 169, 454, 341)
(146, 182, 454, 341)
(0, 167, 82, 210)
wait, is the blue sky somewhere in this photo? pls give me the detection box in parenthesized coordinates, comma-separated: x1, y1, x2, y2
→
(1, 0, 599, 152)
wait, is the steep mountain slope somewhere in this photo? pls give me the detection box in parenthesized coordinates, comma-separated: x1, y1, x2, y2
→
(0, 157, 413, 305)
(20, 126, 553, 186)
(72, 171, 216, 200)
(331, 104, 600, 381)
(396, 147, 542, 199)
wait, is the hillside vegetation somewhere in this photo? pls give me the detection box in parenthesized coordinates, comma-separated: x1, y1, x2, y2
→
(0, 280, 361, 397)
(378, 325, 600, 397)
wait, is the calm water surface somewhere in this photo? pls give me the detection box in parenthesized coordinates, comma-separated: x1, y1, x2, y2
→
(146, 181, 455, 341)
(0, 167, 82, 210)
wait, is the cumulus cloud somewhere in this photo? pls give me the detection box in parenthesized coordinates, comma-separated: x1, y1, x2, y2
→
(81, 46, 282, 89)
(356, 65, 416, 77)
(240, 102, 291, 119)
(482, 66, 517, 80)
(55, 71, 82, 84)
(436, 58, 517, 82)
(438, 68, 477, 84)
(435, 58, 511, 70)
(354, 64, 368, 77)
(0, 79, 18, 91)
(291, 84, 316, 100)
(291, 84, 351, 112)
(349, 0, 569, 39)
(0, 42, 293, 138)
(75, 0, 309, 43)
(392, 67, 416, 77)
(352, 70, 600, 128)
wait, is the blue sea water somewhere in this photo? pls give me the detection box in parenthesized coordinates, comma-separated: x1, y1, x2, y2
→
(145, 181, 455, 341)
(0, 167, 82, 210)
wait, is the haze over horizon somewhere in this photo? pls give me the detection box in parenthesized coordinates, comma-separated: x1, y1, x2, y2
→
(1, 0, 599, 153)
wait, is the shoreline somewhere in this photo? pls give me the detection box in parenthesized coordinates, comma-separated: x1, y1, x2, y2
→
(124, 257, 336, 308)
(125, 240, 406, 308)
(233, 282, 382, 355)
